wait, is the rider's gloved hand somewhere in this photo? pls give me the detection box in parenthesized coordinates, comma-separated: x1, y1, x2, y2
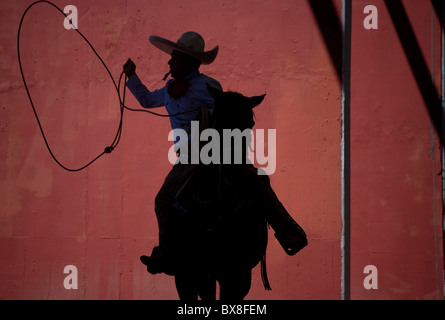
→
(123, 58, 136, 78)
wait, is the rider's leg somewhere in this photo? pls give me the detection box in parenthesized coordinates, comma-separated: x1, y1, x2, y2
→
(155, 164, 186, 247)
(141, 164, 186, 274)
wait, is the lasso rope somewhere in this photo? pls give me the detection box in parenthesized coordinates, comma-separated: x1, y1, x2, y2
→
(18, 1, 197, 172)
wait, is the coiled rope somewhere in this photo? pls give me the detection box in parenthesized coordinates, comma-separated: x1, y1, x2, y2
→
(18, 1, 196, 172)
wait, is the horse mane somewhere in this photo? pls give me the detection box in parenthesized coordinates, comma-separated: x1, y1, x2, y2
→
(208, 86, 265, 132)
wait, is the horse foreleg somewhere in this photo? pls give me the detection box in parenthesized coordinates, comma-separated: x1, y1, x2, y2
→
(174, 272, 217, 301)
(218, 267, 252, 302)
(175, 273, 199, 301)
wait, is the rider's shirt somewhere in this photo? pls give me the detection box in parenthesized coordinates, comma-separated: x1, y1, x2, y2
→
(126, 70, 222, 135)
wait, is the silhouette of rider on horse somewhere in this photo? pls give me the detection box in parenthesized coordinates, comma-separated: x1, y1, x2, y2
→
(123, 31, 307, 299)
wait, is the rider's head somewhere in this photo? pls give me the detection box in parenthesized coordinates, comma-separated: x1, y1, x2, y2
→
(149, 31, 219, 79)
(168, 50, 201, 79)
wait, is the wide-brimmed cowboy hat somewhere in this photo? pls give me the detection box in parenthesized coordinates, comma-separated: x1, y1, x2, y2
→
(149, 31, 218, 65)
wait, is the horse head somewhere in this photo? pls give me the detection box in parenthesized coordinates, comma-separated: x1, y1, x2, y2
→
(204, 84, 266, 183)
(206, 84, 266, 133)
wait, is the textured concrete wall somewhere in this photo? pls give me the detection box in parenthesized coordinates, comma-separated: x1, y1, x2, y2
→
(350, 0, 443, 299)
(0, 0, 442, 300)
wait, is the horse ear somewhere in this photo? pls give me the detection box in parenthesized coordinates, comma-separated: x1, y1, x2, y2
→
(206, 83, 223, 99)
(249, 94, 266, 109)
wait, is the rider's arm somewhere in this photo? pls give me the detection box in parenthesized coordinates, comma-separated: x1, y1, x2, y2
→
(126, 74, 165, 109)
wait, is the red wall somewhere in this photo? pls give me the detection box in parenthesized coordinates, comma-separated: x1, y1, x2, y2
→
(350, 0, 443, 299)
(0, 0, 442, 300)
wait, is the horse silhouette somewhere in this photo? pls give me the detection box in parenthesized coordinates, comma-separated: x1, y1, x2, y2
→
(148, 85, 307, 301)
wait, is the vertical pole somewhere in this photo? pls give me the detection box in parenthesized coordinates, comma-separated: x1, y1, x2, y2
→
(441, 0, 445, 300)
(341, 0, 352, 301)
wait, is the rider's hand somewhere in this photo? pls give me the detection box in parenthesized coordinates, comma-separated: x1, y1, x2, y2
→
(123, 58, 136, 77)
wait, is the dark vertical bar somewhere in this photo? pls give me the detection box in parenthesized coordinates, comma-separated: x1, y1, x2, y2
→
(341, 0, 352, 301)
(440, 0, 445, 298)
(308, 0, 343, 82)
(441, 0, 445, 300)
(308, 0, 350, 298)
(307, 0, 351, 298)
(430, 0, 444, 299)
(385, 0, 443, 145)
(432, 0, 443, 28)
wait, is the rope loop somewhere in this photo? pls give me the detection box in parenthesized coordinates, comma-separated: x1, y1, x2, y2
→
(18, 1, 199, 172)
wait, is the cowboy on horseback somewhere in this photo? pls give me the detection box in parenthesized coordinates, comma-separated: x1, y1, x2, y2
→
(123, 31, 222, 275)
(123, 31, 307, 299)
